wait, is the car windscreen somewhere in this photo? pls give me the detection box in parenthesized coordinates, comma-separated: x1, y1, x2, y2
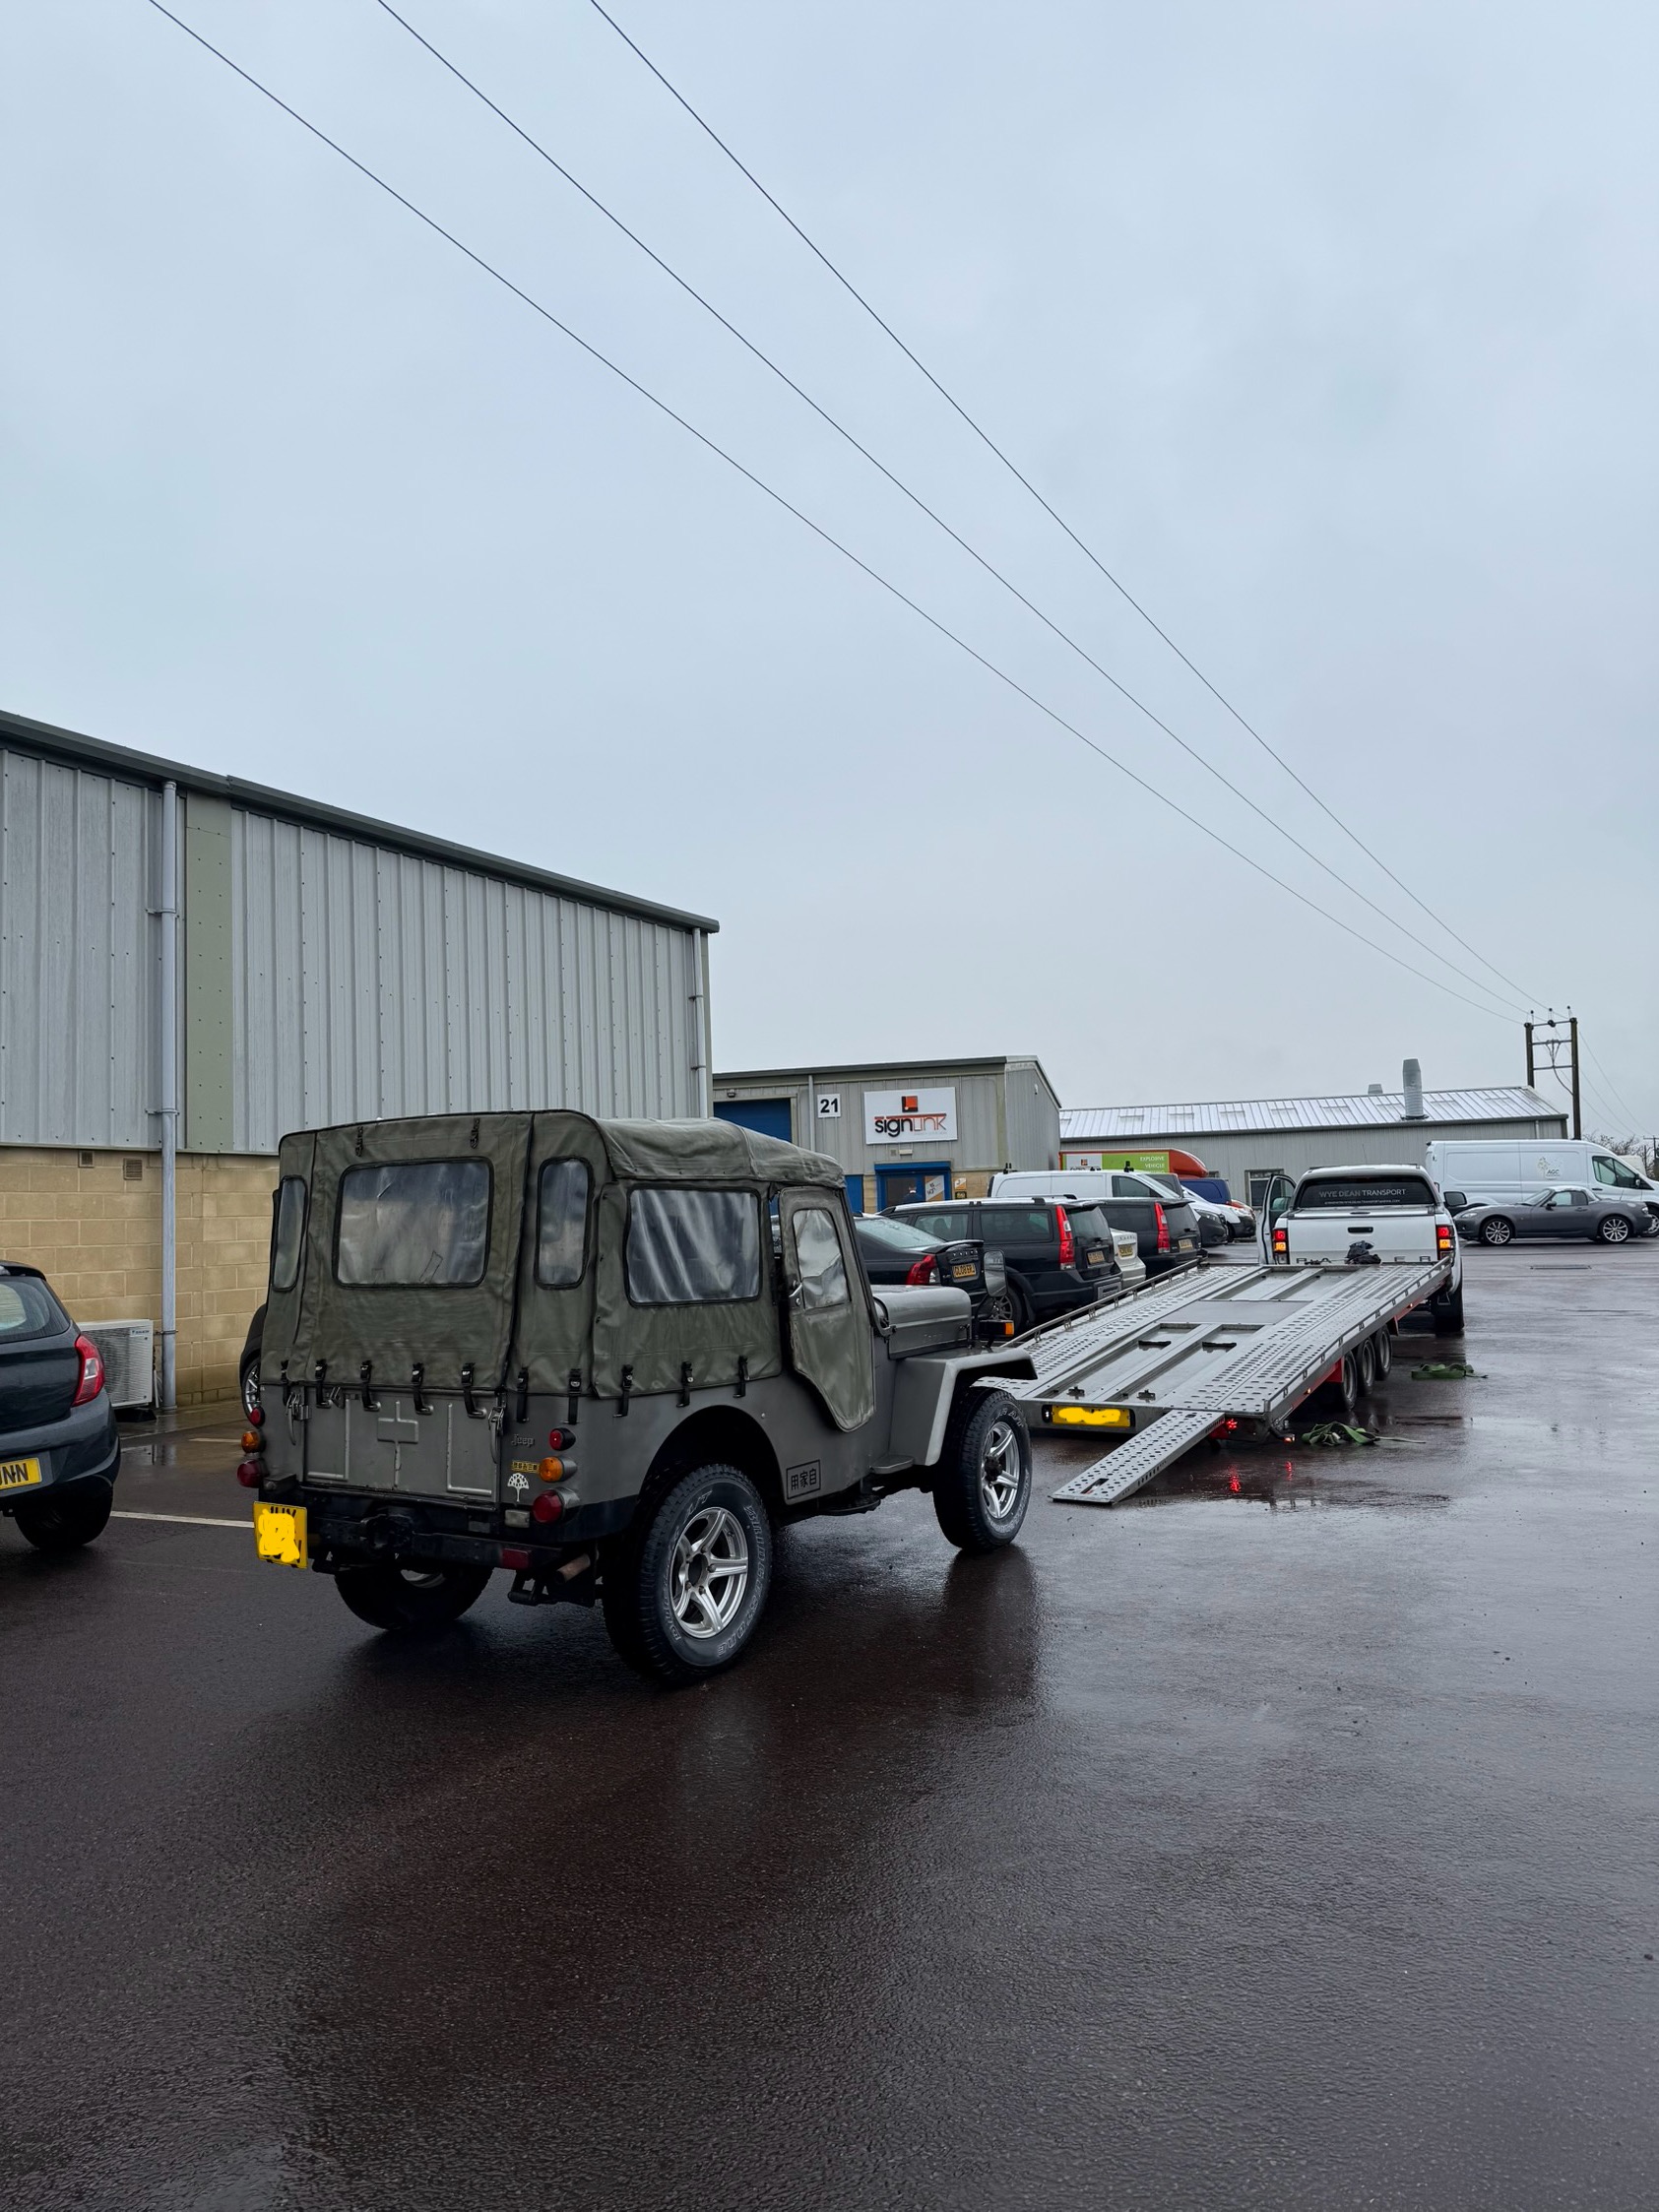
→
(0, 1275, 68, 1342)
(859, 1216, 942, 1255)
(335, 1160, 492, 1286)
(1295, 1177, 1436, 1211)
(1064, 1207, 1115, 1244)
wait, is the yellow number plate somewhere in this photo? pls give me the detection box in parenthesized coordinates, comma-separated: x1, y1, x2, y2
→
(254, 1502, 308, 1569)
(951, 1263, 977, 1280)
(0, 1457, 42, 1492)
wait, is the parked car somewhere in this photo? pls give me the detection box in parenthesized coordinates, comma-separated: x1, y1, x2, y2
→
(1174, 1179, 1255, 1239)
(893, 1197, 1120, 1332)
(1427, 1138, 1659, 1232)
(990, 1169, 1204, 1275)
(851, 1214, 1012, 1338)
(1452, 1187, 1648, 1247)
(0, 1263, 120, 1552)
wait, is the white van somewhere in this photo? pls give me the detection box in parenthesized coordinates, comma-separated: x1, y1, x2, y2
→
(1425, 1139, 1659, 1231)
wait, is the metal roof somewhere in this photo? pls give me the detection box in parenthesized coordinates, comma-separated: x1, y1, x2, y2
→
(1059, 1087, 1565, 1140)
(716, 1053, 1053, 1091)
(0, 704, 719, 933)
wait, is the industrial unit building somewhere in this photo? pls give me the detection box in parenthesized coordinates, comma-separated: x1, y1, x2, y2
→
(712, 1056, 1060, 1213)
(0, 707, 716, 1406)
(1059, 1080, 1569, 1207)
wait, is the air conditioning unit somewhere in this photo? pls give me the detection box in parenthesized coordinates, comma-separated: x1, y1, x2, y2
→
(81, 1320, 155, 1412)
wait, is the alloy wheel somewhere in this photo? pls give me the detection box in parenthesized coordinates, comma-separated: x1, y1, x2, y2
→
(979, 1418, 1025, 1522)
(1482, 1219, 1512, 1245)
(670, 1505, 750, 1639)
(1601, 1217, 1630, 1244)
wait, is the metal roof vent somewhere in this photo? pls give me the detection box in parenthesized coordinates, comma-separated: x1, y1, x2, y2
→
(1402, 1059, 1426, 1121)
(1368, 1082, 1384, 1096)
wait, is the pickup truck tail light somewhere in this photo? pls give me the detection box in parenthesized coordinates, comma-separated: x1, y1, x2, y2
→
(905, 1255, 939, 1287)
(1436, 1224, 1454, 1255)
(70, 1333, 105, 1407)
(1272, 1223, 1289, 1258)
(1153, 1202, 1171, 1254)
(1055, 1208, 1076, 1266)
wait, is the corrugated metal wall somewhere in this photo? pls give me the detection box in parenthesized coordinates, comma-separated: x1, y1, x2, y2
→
(1001, 1059, 1061, 1170)
(0, 742, 706, 1154)
(230, 813, 703, 1151)
(0, 747, 160, 1146)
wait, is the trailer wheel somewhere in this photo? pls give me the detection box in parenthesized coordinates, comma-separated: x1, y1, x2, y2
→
(932, 1389, 1031, 1554)
(1371, 1328, 1393, 1380)
(335, 1561, 491, 1634)
(1309, 1353, 1360, 1422)
(602, 1464, 772, 1686)
(1353, 1337, 1376, 1395)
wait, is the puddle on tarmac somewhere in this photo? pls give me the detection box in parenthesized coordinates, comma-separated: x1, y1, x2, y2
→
(1135, 1452, 1451, 1511)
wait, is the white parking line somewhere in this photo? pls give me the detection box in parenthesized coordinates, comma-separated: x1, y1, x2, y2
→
(111, 1510, 247, 1529)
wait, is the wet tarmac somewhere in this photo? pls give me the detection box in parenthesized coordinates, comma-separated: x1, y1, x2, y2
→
(3, 1245, 1655, 2209)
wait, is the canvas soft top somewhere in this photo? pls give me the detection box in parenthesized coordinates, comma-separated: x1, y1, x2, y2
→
(261, 1110, 845, 1403)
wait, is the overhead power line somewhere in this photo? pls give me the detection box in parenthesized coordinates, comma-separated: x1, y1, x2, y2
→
(584, 0, 1545, 1012)
(369, 0, 1527, 1019)
(139, 0, 1515, 1024)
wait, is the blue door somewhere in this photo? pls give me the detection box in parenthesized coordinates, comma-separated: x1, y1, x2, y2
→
(874, 1161, 953, 1211)
(844, 1174, 865, 1216)
(714, 1098, 793, 1143)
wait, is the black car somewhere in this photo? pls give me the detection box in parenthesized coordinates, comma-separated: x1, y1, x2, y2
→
(850, 1213, 1012, 1338)
(1086, 1171, 1205, 1271)
(0, 1263, 120, 1552)
(894, 1198, 1120, 1333)
(1453, 1187, 1648, 1247)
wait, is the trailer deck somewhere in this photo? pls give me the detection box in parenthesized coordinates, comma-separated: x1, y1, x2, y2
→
(1009, 1258, 1452, 1506)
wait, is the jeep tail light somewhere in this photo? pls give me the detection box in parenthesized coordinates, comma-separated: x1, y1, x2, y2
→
(905, 1255, 939, 1286)
(1055, 1208, 1076, 1266)
(1436, 1223, 1454, 1255)
(70, 1333, 105, 1406)
(1153, 1202, 1171, 1254)
(235, 1459, 263, 1487)
(531, 1490, 564, 1526)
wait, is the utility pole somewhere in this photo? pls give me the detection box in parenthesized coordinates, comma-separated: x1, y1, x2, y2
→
(1526, 1011, 1581, 1140)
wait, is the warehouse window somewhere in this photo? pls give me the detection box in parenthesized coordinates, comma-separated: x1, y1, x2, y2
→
(336, 1161, 491, 1287)
(270, 1177, 308, 1294)
(626, 1187, 760, 1305)
(536, 1160, 591, 1287)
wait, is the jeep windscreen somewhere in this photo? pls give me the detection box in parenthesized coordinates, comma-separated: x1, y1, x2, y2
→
(1295, 1177, 1436, 1212)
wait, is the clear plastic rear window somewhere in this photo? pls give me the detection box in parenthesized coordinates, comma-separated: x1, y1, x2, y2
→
(271, 1177, 307, 1293)
(335, 1161, 492, 1287)
(626, 1187, 761, 1305)
(536, 1160, 591, 1288)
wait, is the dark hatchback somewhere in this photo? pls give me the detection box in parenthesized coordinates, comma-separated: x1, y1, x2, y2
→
(850, 1214, 1013, 1338)
(895, 1198, 1120, 1333)
(0, 1264, 120, 1551)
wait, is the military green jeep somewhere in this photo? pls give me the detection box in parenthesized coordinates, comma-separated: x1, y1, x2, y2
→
(247, 1112, 1038, 1683)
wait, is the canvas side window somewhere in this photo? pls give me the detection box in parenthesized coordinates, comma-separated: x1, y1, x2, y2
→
(336, 1160, 491, 1287)
(793, 1206, 850, 1310)
(271, 1176, 308, 1293)
(626, 1187, 760, 1305)
(536, 1160, 591, 1287)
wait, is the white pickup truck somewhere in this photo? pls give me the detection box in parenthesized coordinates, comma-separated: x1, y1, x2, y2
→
(1259, 1164, 1464, 1336)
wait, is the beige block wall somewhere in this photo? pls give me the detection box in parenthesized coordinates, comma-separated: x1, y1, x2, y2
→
(0, 1147, 276, 1407)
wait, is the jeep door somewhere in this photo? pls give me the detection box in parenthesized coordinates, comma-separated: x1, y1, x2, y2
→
(777, 1189, 874, 1431)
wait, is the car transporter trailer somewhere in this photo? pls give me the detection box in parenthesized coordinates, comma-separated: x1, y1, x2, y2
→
(1004, 1257, 1454, 1506)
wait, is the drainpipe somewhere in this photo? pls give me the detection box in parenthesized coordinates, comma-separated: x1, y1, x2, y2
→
(158, 783, 179, 1412)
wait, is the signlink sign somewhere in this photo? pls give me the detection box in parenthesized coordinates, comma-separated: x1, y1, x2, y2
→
(863, 1087, 958, 1144)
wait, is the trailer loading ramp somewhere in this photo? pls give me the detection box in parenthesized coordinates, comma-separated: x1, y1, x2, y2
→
(1008, 1260, 1451, 1507)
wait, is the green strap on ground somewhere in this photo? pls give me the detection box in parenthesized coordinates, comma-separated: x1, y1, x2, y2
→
(1411, 1360, 1484, 1379)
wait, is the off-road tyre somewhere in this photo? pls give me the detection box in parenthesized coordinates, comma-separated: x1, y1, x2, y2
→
(1354, 1336, 1376, 1395)
(932, 1388, 1031, 1554)
(1433, 1285, 1466, 1337)
(1371, 1328, 1393, 1380)
(602, 1464, 772, 1687)
(1597, 1215, 1631, 1245)
(240, 1352, 262, 1421)
(335, 1560, 491, 1634)
(1480, 1217, 1513, 1247)
(13, 1482, 113, 1554)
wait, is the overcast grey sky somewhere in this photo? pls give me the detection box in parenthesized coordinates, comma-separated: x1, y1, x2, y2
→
(4, 2, 1655, 1129)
